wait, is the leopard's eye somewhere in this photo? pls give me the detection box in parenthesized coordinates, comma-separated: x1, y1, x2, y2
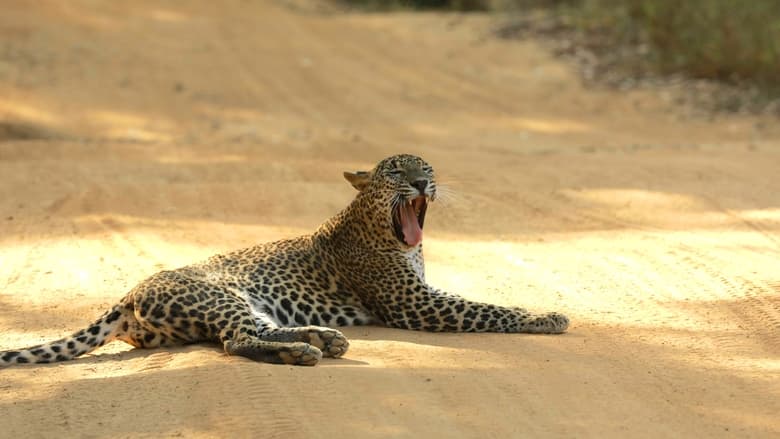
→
(387, 169, 403, 176)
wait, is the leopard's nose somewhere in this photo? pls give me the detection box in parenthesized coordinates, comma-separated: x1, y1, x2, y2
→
(412, 179, 428, 194)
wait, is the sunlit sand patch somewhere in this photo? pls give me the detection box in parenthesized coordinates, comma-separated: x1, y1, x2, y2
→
(147, 9, 188, 23)
(58, 3, 118, 30)
(709, 356, 780, 376)
(411, 115, 594, 139)
(490, 116, 593, 134)
(421, 233, 779, 391)
(693, 406, 780, 434)
(153, 153, 247, 164)
(561, 188, 707, 210)
(71, 214, 310, 244)
(0, 330, 65, 350)
(349, 339, 513, 370)
(196, 105, 270, 121)
(87, 110, 176, 142)
(425, 231, 778, 327)
(103, 127, 174, 143)
(0, 99, 62, 126)
(738, 208, 780, 222)
(408, 123, 449, 137)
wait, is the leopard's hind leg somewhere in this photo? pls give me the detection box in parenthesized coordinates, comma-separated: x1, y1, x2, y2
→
(130, 270, 324, 366)
(255, 324, 349, 358)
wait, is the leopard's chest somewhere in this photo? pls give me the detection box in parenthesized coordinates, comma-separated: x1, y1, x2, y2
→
(405, 248, 425, 282)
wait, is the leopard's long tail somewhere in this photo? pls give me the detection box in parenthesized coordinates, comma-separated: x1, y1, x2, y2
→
(0, 303, 132, 367)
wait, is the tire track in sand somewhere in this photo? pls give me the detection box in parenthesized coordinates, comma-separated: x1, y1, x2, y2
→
(673, 244, 780, 354)
(133, 350, 175, 374)
(206, 361, 307, 439)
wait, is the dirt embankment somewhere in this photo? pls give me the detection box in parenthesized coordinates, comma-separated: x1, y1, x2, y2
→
(1, 1, 778, 438)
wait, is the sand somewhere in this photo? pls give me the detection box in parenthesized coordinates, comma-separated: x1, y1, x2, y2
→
(0, 1, 778, 437)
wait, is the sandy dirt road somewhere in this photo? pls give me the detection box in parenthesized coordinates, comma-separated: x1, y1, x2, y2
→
(1, 1, 779, 437)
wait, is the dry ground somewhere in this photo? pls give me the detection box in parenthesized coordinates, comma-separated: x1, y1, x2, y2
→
(1, 1, 779, 438)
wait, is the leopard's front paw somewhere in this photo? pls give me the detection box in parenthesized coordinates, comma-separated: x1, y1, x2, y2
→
(544, 312, 569, 334)
(278, 342, 323, 366)
(519, 312, 569, 334)
(306, 328, 350, 358)
(224, 339, 323, 366)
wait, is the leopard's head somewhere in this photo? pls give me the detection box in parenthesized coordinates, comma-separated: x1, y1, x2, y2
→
(344, 154, 436, 248)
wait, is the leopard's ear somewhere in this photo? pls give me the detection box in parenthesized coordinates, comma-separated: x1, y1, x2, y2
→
(343, 171, 372, 191)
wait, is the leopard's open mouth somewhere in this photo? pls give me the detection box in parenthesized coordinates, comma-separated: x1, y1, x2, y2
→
(393, 195, 428, 247)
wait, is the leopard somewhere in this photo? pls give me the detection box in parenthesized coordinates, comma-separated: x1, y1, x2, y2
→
(0, 154, 569, 367)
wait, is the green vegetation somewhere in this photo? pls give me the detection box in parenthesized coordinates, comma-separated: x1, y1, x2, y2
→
(342, 0, 780, 99)
(559, 0, 780, 91)
(338, 0, 490, 10)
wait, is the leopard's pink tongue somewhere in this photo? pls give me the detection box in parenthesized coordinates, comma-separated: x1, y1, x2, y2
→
(400, 202, 422, 246)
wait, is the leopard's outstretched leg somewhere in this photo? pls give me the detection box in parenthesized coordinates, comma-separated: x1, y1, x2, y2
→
(365, 272, 569, 334)
(383, 291, 569, 333)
